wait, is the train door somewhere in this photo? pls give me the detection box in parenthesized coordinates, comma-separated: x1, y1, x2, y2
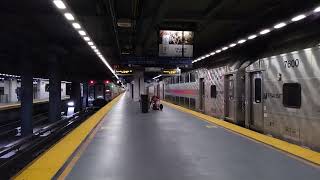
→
(247, 72, 264, 131)
(199, 78, 205, 111)
(95, 83, 105, 99)
(225, 74, 234, 121)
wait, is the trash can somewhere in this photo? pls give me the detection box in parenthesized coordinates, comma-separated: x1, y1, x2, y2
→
(140, 94, 149, 113)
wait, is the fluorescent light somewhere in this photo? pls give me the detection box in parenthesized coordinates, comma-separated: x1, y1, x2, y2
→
(291, 14, 306, 22)
(314, 7, 320, 13)
(215, 49, 221, 53)
(222, 47, 229, 50)
(248, 35, 257, 40)
(91, 46, 97, 49)
(84, 37, 90, 41)
(238, 39, 246, 44)
(205, 54, 210, 58)
(53, 0, 66, 9)
(78, 30, 86, 36)
(210, 52, 216, 56)
(64, 13, 75, 21)
(260, 29, 270, 35)
(229, 43, 237, 47)
(274, 22, 286, 29)
(72, 23, 81, 29)
(88, 41, 93, 46)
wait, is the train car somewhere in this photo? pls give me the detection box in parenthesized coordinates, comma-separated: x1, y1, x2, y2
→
(159, 45, 320, 151)
(245, 46, 320, 150)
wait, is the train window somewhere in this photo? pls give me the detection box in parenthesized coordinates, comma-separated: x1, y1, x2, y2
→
(254, 79, 262, 103)
(179, 97, 184, 105)
(283, 83, 301, 108)
(185, 74, 190, 83)
(190, 98, 196, 109)
(190, 73, 196, 82)
(210, 85, 217, 98)
(175, 96, 179, 104)
(180, 75, 185, 83)
(185, 97, 190, 107)
(175, 76, 179, 84)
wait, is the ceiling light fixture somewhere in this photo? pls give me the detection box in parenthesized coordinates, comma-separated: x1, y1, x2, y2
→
(291, 14, 306, 22)
(53, 0, 66, 9)
(88, 42, 93, 46)
(91, 46, 97, 49)
(238, 39, 246, 44)
(222, 47, 229, 50)
(229, 43, 237, 47)
(72, 23, 81, 29)
(260, 29, 271, 35)
(78, 30, 86, 36)
(274, 22, 287, 29)
(210, 52, 216, 56)
(314, 7, 320, 13)
(64, 13, 74, 21)
(216, 50, 222, 53)
(84, 37, 90, 41)
(248, 34, 257, 40)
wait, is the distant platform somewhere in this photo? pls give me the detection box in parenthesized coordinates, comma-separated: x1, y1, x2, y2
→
(0, 96, 70, 111)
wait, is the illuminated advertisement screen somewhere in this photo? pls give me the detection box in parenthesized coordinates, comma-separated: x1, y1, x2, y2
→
(159, 30, 194, 57)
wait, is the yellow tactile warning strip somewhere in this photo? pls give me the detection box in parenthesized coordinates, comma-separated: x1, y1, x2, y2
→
(0, 96, 70, 111)
(13, 94, 122, 180)
(162, 101, 320, 166)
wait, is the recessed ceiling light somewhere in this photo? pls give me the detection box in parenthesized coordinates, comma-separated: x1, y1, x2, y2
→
(229, 43, 237, 47)
(64, 13, 74, 21)
(260, 29, 270, 35)
(53, 0, 66, 9)
(274, 22, 286, 29)
(91, 46, 97, 49)
(222, 47, 229, 50)
(238, 39, 246, 44)
(216, 50, 221, 53)
(84, 37, 90, 41)
(205, 54, 210, 58)
(72, 23, 81, 29)
(314, 7, 320, 13)
(210, 52, 216, 56)
(78, 30, 86, 36)
(88, 41, 93, 46)
(291, 14, 306, 22)
(248, 35, 257, 40)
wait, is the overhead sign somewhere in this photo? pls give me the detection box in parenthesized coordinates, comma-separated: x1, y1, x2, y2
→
(121, 56, 193, 67)
(161, 68, 181, 76)
(115, 69, 133, 76)
(159, 30, 194, 57)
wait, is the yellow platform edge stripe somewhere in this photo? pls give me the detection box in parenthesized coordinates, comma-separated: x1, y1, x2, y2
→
(162, 101, 320, 166)
(13, 94, 123, 180)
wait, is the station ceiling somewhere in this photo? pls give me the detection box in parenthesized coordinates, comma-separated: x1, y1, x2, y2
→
(0, 0, 319, 80)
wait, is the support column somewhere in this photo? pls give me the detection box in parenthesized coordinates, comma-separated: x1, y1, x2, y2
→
(71, 81, 81, 112)
(48, 54, 61, 122)
(133, 71, 145, 101)
(20, 52, 33, 136)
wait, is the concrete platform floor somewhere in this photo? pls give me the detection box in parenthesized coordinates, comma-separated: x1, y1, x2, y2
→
(65, 95, 320, 180)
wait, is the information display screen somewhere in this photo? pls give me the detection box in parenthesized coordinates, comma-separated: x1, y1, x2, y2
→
(159, 30, 194, 57)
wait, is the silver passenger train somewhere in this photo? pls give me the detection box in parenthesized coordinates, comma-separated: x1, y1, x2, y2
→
(152, 45, 320, 151)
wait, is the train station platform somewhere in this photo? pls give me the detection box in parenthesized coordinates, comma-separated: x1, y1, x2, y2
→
(14, 94, 320, 180)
